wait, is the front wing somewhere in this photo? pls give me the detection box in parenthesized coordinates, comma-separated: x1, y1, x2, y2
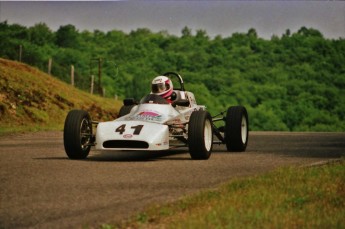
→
(95, 120, 169, 151)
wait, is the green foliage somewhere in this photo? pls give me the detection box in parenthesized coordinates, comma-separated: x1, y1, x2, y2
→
(55, 24, 80, 48)
(28, 23, 54, 46)
(1, 22, 344, 131)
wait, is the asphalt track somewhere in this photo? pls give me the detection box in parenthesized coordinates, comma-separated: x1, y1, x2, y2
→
(0, 131, 344, 228)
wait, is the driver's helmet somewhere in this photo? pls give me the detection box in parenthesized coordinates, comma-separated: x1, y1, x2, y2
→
(151, 76, 173, 99)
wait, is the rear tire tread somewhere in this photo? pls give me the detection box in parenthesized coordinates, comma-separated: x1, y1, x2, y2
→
(225, 106, 249, 152)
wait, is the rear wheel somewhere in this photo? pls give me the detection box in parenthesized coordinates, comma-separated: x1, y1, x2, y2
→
(64, 110, 92, 159)
(225, 106, 249, 152)
(188, 110, 213, 160)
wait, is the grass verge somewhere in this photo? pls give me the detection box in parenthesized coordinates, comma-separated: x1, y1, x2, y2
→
(109, 159, 344, 229)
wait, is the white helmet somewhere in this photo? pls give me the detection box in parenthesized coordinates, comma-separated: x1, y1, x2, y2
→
(151, 76, 173, 99)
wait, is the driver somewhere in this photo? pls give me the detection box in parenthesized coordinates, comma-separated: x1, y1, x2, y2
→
(151, 76, 174, 103)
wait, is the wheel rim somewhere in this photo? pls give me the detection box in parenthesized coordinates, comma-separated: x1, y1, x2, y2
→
(204, 119, 212, 151)
(80, 118, 91, 150)
(241, 115, 248, 144)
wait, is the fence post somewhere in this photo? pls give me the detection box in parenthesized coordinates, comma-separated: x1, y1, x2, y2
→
(71, 65, 74, 86)
(90, 75, 94, 94)
(98, 58, 102, 96)
(19, 45, 22, 62)
(48, 58, 52, 75)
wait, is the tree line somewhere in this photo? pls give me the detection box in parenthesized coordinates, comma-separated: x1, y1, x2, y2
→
(1, 21, 344, 131)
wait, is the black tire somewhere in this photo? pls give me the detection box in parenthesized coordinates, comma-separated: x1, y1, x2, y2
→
(63, 110, 92, 159)
(225, 106, 249, 152)
(188, 110, 213, 160)
(118, 105, 135, 117)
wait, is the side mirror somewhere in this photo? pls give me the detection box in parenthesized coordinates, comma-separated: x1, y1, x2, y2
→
(172, 99, 190, 107)
(123, 98, 138, 106)
(170, 91, 177, 100)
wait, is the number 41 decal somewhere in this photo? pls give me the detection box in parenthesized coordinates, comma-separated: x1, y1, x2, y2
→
(115, 124, 144, 135)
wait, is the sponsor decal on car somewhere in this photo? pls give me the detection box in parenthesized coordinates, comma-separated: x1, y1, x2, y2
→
(131, 111, 163, 121)
(123, 134, 133, 139)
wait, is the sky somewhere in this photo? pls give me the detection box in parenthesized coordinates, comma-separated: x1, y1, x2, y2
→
(0, 1, 344, 39)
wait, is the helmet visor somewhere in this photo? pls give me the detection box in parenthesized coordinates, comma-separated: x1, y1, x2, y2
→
(152, 82, 170, 93)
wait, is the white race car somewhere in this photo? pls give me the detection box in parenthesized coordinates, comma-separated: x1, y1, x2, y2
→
(63, 72, 249, 160)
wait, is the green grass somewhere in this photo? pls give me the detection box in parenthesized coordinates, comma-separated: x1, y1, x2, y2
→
(112, 159, 345, 229)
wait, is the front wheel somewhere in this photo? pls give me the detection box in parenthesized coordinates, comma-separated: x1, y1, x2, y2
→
(188, 110, 213, 160)
(63, 110, 92, 159)
(225, 106, 249, 152)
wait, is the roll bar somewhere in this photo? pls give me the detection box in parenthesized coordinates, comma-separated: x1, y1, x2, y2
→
(163, 72, 185, 91)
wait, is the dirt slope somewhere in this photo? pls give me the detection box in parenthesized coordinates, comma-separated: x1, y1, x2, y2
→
(0, 58, 121, 133)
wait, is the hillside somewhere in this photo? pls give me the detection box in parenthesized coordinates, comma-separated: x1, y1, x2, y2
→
(1, 22, 345, 131)
(0, 58, 121, 134)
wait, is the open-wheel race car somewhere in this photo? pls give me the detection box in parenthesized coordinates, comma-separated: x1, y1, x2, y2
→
(63, 72, 249, 160)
